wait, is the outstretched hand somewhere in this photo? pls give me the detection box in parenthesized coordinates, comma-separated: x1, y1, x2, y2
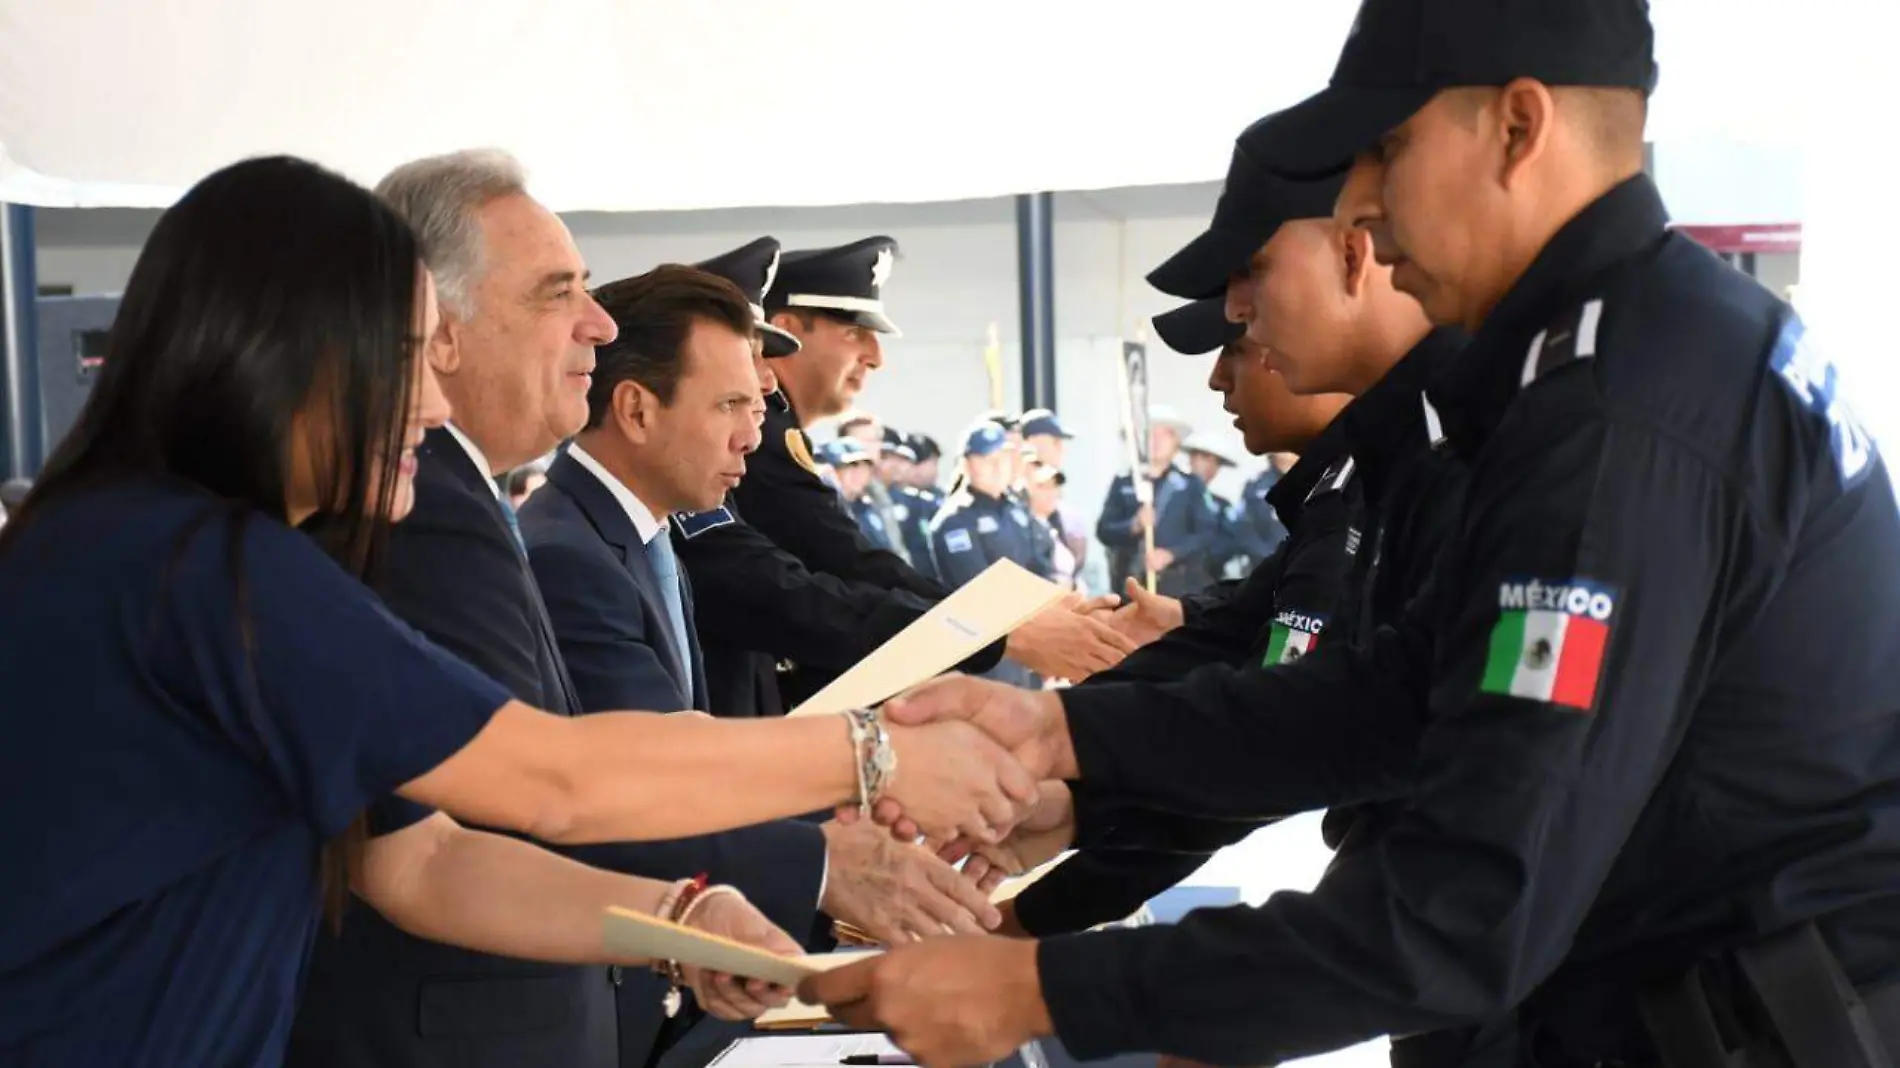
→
(841, 677, 1074, 842)
(871, 717, 1039, 844)
(944, 781, 1076, 889)
(1105, 576, 1184, 647)
(1006, 595, 1139, 682)
(798, 936, 1051, 1068)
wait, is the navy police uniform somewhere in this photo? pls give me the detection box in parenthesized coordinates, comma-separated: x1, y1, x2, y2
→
(675, 238, 1003, 715)
(1017, 305, 1471, 937)
(929, 423, 1053, 589)
(821, 439, 899, 554)
(1230, 466, 1288, 568)
(1095, 463, 1221, 598)
(1034, 163, 1900, 1068)
(889, 480, 941, 582)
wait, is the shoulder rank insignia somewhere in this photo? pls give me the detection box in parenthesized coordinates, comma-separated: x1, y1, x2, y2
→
(1520, 298, 1604, 387)
(784, 428, 820, 476)
(1305, 456, 1357, 503)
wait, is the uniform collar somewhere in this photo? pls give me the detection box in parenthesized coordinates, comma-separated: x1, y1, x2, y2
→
(1267, 415, 1353, 523)
(1429, 174, 1671, 454)
(1342, 328, 1465, 504)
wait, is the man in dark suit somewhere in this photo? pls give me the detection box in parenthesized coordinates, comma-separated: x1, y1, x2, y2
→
(286, 151, 825, 1068)
(518, 265, 1004, 1063)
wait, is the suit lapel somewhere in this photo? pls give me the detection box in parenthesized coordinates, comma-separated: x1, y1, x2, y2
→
(547, 451, 693, 698)
(428, 428, 583, 715)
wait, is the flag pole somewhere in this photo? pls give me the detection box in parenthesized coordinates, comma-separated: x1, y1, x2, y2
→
(984, 322, 1005, 411)
(1134, 324, 1156, 594)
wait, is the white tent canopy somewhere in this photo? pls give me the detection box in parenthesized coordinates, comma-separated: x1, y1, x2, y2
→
(0, 0, 1816, 212)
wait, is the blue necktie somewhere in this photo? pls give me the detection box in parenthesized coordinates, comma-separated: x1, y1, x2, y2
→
(645, 531, 694, 678)
(497, 494, 526, 553)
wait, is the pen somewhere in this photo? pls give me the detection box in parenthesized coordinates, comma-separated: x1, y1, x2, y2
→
(839, 1055, 914, 1066)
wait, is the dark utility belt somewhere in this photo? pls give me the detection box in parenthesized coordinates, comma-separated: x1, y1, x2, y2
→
(1637, 922, 1899, 1068)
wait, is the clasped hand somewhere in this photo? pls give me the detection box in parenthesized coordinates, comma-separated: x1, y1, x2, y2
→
(842, 676, 1074, 846)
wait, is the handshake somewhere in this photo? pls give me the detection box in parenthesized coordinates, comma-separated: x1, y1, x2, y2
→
(835, 675, 1082, 857)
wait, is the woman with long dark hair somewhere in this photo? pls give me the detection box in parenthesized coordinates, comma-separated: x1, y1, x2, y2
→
(0, 157, 1032, 1066)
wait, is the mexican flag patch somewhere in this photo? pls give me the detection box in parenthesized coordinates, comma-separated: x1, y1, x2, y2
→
(1480, 578, 1616, 711)
(1261, 610, 1325, 666)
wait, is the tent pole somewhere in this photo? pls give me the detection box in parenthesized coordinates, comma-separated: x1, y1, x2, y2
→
(1014, 191, 1056, 412)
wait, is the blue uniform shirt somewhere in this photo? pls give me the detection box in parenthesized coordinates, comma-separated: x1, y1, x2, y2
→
(888, 484, 941, 581)
(0, 479, 509, 1067)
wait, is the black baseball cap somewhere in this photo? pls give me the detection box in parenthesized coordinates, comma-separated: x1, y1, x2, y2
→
(1243, 0, 1658, 180)
(1147, 143, 1345, 301)
(1153, 298, 1243, 357)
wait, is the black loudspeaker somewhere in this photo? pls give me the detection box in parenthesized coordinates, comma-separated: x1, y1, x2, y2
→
(34, 294, 118, 460)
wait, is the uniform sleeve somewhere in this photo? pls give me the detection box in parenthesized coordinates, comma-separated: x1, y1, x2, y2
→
(1012, 851, 1208, 937)
(1090, 571, 1268, 686)
(167, 515, 511, 840)
(676, 518, 1007, 677)
(526, 536, 687, 714)
(1158, 477, 1221, 563)
(732, 416, 944, 599)
(1038, 419, 1738, 1064)
(1096, 480, 1139, 550)
(931, 516, 997, 589)
(1233, 491, 1287, 561)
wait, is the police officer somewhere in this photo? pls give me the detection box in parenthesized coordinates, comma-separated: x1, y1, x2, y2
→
(666, 237, 991, 716)
(930, 420, 1052, 688)
(1230, 457, 1291, 569)
(1003, 139, 1469, 936)
(836, 411, 912, 565)
(804, 2, 1900, 1066)
(678, 237, 1135, 713)
(928, 421, 1052, 590)
(1181, 432, 1242, 583)
(1000, 295, 1360, 938)
(883, 439, 941, 581)
(820, 437, 897, 553)
(1095, 405, 1221, 597)
(904, 432, 945, 508)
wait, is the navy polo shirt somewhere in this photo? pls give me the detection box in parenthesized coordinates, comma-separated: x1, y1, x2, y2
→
(0, 478, 510, 1066)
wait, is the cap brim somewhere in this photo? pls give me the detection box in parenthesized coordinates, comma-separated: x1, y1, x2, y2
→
(1147, 226, 1263, 301)
(761, 321, 802, 358)
(1152, 300, 1243, 357)
(853, 309, 903, 338)
(1241, 84, 1437, 180)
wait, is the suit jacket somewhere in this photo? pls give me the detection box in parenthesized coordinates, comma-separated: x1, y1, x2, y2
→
(522, 449, 709, 711)
(287, 430, 826, 1068)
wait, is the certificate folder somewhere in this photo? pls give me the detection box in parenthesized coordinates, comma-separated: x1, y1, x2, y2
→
(602, 906, 878, 988)
(787, 560, 1067, 718)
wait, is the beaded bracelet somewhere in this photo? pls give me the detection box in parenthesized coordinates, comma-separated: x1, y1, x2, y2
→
(842, 707, 897, 814)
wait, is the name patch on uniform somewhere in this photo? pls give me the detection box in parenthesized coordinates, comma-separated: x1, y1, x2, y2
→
(976, 516, 1000, 534)
(1481, 577, 1616, 712)
(893, 505, 909, 522)
(1769, 314, 1876, 488)
(671, 506, 736, 540)
(944, 528, 974, 554)
(1261, 609, 1325, 666)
